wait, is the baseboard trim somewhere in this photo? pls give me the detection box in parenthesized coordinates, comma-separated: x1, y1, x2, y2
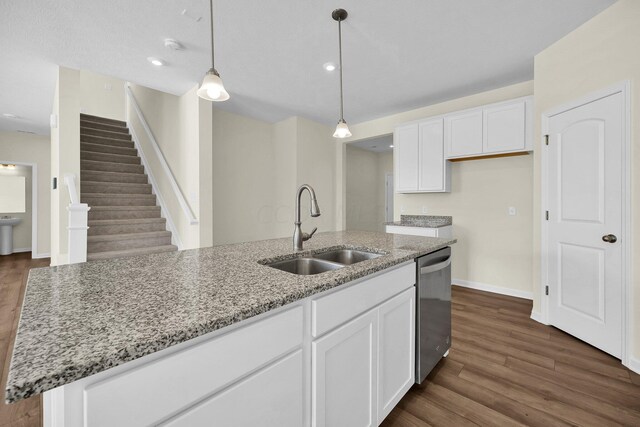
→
(453, 279, 533, 300)
(626, 356, 640, 375)
(530, 310, 549, 325)
(32, 252, 51, 259)
(5, 247, 32, 254)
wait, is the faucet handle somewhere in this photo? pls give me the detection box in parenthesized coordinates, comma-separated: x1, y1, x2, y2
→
(303, 227, 318, 242)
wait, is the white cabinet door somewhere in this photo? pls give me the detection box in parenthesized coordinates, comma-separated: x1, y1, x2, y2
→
(312, 310, 378, 427)
(445, 109, 483, 158)
(377, 288, 415, 424)
(394, 123, 419, 192)
(418, 118, 449, 192)
(163, 350, 304, 427)
(483, 100, 526, 153)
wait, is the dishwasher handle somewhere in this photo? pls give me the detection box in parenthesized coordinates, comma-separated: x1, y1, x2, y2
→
(420, 257, 451, 275)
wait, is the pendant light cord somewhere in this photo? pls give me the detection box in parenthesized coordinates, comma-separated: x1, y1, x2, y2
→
(209, 0, 215, 69)
(338, 17, 344, 121)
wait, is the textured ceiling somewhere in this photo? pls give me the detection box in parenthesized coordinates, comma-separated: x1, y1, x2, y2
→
(0, 0, 616, 135)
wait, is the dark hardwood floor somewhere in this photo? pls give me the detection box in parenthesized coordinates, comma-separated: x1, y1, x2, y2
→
(382, 286, 640, 427)
(1, 254, 639, 426)
(0, 253, 47, 427)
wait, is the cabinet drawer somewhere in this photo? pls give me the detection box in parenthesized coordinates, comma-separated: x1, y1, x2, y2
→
(312, 264, 415, 337)
(85, 306, 303, 427)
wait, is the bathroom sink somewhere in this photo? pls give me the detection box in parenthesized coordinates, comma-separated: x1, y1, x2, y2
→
(0, 217, 21, 226)
(266, 257, 344, 275)
(313, 249, 383, 265)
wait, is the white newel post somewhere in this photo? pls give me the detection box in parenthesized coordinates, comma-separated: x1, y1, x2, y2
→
(64, 173, 90, 264)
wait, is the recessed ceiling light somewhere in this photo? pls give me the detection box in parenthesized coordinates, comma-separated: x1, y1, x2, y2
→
(164, 39, 184, 50)
(323, 62, 336, 72)
(389, 145, 394, 148)
(147, 57, 165, 67)
(2, 113, 19, 119)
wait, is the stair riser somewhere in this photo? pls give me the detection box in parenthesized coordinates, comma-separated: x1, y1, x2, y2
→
(82, 196, 157, 206)
(89, 208, 161, 220)
(82, 183, 152, 194)
(81, 171, 148, 184)
(81, 160, 144, 174)
(81, 114, 126, 127)
(81, 142, 137, 156)
(81, 135, 135, 149)
(82, 128, 132, 141)
(81, 151, 141, 165)
(81, 121, 129, 134)
(88, 221, 166, 236)
(89, 236, 172, 252)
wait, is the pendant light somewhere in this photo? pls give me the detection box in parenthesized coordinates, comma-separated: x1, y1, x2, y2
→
(332, 8, 352, 138)
(197, 0, 229, 101)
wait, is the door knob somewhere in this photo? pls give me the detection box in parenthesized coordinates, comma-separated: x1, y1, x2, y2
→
(602, 234, 617, 243)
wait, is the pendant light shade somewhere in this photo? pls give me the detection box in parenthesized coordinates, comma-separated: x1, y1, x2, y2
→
(198, 0, 229, 102)
(197, 68, 230, 101)
(333, 119, 352, 138)
(332, 8, 350, 139)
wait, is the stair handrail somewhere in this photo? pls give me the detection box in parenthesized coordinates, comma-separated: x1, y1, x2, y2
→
(64, 173, 90, 264)
(125, 85, 199, 225)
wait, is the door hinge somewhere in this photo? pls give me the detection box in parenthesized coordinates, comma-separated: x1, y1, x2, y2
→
(545, 285, 549, 296)
(545, 135, 549, 146)
(545, 211, 549, 221)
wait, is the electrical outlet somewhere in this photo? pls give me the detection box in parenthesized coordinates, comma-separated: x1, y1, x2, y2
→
(104, 83, 112, 91)
(400, 206, 406, 214)
(508, 207, 517, 216)
(421, 206, 428, 214)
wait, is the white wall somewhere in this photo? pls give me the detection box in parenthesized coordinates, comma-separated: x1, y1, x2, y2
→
(50, 66, 80, 265)
(127, 83, 212, 249)
(345, 146, 391, 232)
(533, 0, 640, 361)
(0, 131, 50, 257)
(338, 81, 534, 296)
(79, 70, 126, 121)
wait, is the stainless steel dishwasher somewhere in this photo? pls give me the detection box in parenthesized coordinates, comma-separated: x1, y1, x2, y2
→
(415, 246, 452, 384)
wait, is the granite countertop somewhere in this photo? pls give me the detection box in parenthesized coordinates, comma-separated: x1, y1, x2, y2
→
(5, 230, 455, 403)
(386, 215, 452, 228)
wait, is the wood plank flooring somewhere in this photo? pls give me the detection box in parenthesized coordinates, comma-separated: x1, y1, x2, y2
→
(1, 254, 639, 426)
(0, 253, 47, 427)
(382, 285, 640, 427)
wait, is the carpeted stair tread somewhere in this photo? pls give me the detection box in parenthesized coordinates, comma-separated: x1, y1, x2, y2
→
(80, 114, 126, 127)
(81, 142, 137, 156)
(81, 170, 148, 184)
(81, 159, 144, 174)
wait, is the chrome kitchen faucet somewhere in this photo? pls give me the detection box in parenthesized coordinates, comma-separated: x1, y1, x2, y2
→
(293, 184, 320, 251)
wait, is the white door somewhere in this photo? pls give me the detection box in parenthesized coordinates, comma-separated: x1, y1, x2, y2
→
(394, 123, 419, 192)
(418, 118, 445, 191)
(385, 173, 394, 223)
(377, 288, 415, 424)
(312, 310, 377, 427)
(547, 92, 623, 358)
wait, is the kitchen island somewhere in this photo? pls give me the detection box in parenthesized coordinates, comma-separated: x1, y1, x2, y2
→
(5, 230, 455, 427)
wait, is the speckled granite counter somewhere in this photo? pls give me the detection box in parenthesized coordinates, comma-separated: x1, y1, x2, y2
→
(386, 215, 452, 228)
(5, 230, 455, 403)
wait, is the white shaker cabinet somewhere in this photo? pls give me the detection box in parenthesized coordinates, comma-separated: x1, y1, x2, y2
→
(312, 310, 378, 427)
(377, 288, 415, 423)
(394, 123, 420, 192)
(483, 100, 527, 153)
(444, 109, 483, 158)
(394, 119, 450, 193)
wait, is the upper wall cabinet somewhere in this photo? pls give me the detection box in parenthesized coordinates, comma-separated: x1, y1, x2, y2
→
(444, 109, 483, 157)
(394, 118, 451, 193)
(445, 97, 533, 159)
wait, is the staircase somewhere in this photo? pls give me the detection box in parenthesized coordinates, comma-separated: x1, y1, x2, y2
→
(80, 114, 178, 261)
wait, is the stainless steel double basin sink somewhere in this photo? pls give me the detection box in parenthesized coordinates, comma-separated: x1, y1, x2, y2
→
(262, 248, 384, 276)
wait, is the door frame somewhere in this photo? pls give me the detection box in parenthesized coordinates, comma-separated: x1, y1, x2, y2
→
(539, 81, 632, 367)
(385, 172, 394, 223)
(0, 160, 40, 258)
